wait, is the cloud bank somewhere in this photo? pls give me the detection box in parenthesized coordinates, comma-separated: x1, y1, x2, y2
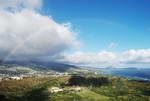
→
(122, 49, 150, 64)
(0, 0, 79, 61)
(62, 49, 150, 67)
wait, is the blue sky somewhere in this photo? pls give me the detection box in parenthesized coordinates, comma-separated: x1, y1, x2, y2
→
(42, 0, 150, 52)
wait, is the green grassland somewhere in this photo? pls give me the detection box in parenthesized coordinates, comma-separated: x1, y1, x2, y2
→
(0, 75, 150, 101)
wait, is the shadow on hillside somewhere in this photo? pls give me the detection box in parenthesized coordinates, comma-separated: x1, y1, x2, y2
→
(68, 76, 109, 87)
(20, 87, 50, 101)
(0, 94, 10, 101)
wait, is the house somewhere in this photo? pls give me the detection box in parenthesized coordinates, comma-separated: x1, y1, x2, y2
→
(10, 76, 23, 80)
(69, 87, 81, 91)
(50, 87, 63, 93)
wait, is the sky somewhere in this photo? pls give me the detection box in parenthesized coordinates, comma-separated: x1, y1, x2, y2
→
(42, 0, 150, 52)
(0, 0, 150, 68)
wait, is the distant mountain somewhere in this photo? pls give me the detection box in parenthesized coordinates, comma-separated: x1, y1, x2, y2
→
(1, 61, 79, 72)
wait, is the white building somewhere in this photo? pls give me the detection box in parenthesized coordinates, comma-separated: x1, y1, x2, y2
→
(69, 87, 81, 91)
(50, 87, 63, 93)
(10, 76, 23, 80)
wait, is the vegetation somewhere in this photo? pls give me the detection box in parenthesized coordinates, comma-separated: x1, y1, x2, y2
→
(68, 76, 109, 86)
(0, 75, 149, 101)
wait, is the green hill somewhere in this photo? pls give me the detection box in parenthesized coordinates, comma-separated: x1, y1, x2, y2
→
(0, 75, 150, 101)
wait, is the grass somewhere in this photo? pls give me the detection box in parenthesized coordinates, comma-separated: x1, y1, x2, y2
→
(76, 89, 109, 101)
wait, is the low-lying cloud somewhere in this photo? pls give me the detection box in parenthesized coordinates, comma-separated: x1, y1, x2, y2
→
(122, 49, 150, 64)
(62, 49, 150, 67)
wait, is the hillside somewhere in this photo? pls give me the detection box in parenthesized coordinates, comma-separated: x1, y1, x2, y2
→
(0, 75, 150, 101)
(1, 61, 79, 72)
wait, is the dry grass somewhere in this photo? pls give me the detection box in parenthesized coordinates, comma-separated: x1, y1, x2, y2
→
(57, 76, 71, 83)
(0, 77, 54, 94)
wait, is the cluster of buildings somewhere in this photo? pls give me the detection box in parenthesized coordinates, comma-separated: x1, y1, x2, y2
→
(0, 73, 38, 81)
(0, 76, 23, 81)
(49, 86, 82, 93)
(0, 72, 83, 82)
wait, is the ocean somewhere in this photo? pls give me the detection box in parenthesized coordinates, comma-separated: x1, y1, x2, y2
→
(101, 67, 150, 81)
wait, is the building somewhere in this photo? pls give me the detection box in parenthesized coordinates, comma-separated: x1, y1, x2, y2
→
(50, 87, 63, 93)
(69, 87, 81, 91)
(10, 76, 23, 80)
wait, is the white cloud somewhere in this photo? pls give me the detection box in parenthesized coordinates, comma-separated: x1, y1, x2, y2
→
(0, 0, 80, 62)
(0, 9, 79, 61)
(122, 49, 150, 64)
(62, 49, 150, 67)
(0, 0, 42, 10)
(62, 51, 119, 67)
